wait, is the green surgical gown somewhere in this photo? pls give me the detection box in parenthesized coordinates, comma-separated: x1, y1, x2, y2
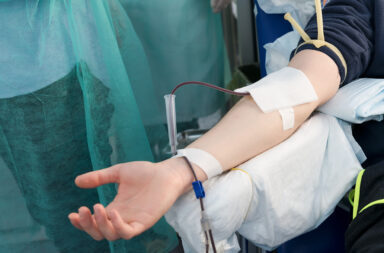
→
(0, 0, 228, 252)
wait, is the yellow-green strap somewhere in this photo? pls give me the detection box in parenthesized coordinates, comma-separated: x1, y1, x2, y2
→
(348, 188, 355, 206)
(353, 169, 366, 219)
(359, 199, 384, 214)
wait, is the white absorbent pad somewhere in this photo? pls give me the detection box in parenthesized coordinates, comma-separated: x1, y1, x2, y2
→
(318, 78, 384, 124)
(235, 67, 318, 113)
(165, 113, 362, 252)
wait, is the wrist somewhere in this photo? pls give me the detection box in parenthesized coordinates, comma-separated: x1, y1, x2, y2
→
(161, 157, 208, 195)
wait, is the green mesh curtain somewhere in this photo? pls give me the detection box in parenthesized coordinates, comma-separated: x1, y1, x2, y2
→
(120, 0, 228, 123)
(0, 0, 227, 252)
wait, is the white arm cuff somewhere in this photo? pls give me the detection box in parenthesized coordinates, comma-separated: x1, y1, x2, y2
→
(174, 148, 223, 179)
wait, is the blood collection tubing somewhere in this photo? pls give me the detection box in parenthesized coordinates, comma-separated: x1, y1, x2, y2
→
(164, 81, 249, 155)
(164, 81, 249, 252)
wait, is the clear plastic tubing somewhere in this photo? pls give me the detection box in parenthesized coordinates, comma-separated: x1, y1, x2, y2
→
(164, 94, 178, 156)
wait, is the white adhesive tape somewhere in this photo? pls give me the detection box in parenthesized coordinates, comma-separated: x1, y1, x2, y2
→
(175, 148, 223, 179)
(279, 107, 295, 130)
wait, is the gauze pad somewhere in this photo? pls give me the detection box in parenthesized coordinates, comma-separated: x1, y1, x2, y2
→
(236, 66, 318, 130)
(236, 67, 318, 113)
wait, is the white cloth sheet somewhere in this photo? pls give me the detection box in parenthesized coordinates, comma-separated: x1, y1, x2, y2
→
(257, 0, 315, 26)
(165, 113, 363, 252)
(319, 78, 384, 124)
(166, 2, 384, 251)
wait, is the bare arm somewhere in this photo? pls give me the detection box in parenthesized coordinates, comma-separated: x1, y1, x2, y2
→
(176, 49, 340, 189)
(68, 49, 341, 240)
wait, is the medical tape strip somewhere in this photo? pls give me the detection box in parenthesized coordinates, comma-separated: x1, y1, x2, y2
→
(174, 148, 223, 179)
(235, 67, 318, 130)
(279, 107, 295, 130)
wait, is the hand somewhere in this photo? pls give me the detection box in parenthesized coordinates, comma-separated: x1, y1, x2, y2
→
(211, 0, 232, 13)
(68, 159, 193, 241)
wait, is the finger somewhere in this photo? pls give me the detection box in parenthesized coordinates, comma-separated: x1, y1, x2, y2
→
(213, 0, 222, 12)
(109, 210, 133, 239)
(94, 204, 119, 241)
(110, 210, 146, 239)
(216, 0, 229, 12)
(210, 0, 215, 9)
(210, 0, 219, 12)
(78, 206, 104, 241)
(75, 165, 119, 188)
(68, 212, 83, 230)
(213, 4, 220, 13)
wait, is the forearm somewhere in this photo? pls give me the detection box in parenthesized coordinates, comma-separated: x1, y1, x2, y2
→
(69, 50, 341, 240)
(169, 49, 340, 192)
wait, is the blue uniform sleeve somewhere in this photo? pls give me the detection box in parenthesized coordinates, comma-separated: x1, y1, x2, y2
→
(295, 0, 374, 85)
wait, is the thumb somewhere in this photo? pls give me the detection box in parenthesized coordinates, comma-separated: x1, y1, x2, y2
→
(211, 0, 219, 12)
(210, 0, 215, 8)
(75, 165, 120, 188)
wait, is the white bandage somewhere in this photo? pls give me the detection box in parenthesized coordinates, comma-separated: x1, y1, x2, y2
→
(175, 148, 223, 179)
(235, 66, 318, 130)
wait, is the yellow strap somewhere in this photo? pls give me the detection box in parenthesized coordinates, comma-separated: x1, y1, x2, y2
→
(359, 199, 384, 214)
(284, 13, 311, 42)
(315, 0, 325, 41)
(353, 169, 365, 219)
(232, 167, 250, 175)
(284, 0, 348, 83)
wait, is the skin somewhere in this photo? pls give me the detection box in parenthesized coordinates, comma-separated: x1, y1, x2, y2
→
(211, 0, 232, 13)
(68, 49, 341, 241)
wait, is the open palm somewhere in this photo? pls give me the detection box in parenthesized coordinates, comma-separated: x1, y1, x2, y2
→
(68, 160, 185, 241)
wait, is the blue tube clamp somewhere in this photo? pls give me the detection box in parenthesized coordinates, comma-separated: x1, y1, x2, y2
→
(192, 180, 205, 199)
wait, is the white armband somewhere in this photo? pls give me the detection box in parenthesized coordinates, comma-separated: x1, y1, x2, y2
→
(174, 148, 223, 179)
